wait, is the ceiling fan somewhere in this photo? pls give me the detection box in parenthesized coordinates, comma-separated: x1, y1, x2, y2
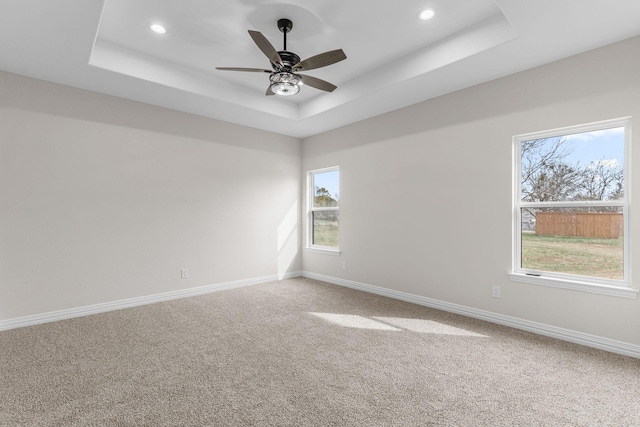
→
(216, 19, 347, 96)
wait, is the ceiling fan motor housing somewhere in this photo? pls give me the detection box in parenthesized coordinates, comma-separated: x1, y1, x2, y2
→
(274, 51, 300, 71)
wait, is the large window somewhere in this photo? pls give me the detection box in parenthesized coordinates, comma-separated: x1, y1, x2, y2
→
(308, 167, 339, 251)
(511, 118, 635, 297)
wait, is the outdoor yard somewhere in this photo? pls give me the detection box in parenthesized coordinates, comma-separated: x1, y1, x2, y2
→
(312, 219, 339, 248)
(521, 233, 624, 280)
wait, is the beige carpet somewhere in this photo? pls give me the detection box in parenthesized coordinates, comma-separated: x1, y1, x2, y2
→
(1, 278, 639, 426)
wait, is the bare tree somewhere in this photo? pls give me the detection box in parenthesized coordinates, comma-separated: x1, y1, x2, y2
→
(521, 135, 624, 218)
(521, 137, 580, 202)
(574, 159, 624, 201)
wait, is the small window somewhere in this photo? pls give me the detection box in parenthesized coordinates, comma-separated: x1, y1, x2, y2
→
(308, 167, 339, 251)
(512, 118, 634, 297)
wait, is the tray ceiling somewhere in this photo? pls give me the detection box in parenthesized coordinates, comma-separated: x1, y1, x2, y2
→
(2, 0, 640, 138)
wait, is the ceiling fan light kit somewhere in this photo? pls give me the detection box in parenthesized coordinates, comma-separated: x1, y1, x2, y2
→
(269, 72, 301, 96)
(216, 18, 346, 97)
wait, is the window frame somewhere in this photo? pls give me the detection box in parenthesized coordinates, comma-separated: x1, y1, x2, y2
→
(307, 166, 340, 254)
(509, 117, 636, 299)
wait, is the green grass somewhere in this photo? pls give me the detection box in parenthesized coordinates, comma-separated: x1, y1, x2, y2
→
(521, 233, 623, 279)
(313, 221, 339, 248)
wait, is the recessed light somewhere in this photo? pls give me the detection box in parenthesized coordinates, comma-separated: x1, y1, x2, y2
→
(418, 9, 436, 21)
(149, 23, 167, 34)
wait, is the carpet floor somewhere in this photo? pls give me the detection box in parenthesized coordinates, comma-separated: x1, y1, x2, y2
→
(1, 278, 639, 426)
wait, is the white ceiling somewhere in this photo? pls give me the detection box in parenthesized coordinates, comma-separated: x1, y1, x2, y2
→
(2, 0, 640, 138)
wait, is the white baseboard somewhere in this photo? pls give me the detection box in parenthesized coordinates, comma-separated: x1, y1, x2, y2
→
(4, 270, 638, 359)
(303, 271, 640, 359)
(0, 271, 302, 332)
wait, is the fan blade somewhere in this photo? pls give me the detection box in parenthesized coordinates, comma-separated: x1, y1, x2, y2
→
(299, 74, 337, 92)
(216, 67, 272, 73)
(266, 85, 275, 96)
(294, 49, 346, 71)
(248, 30, 283, 66)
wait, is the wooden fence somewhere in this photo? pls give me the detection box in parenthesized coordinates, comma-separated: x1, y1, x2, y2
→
(535, 212, 623, 239)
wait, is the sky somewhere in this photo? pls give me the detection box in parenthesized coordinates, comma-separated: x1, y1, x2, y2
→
(560, 126, 624, 168)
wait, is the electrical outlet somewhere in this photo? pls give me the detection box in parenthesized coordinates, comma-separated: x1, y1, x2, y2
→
(492, 286, 501, 298)
(181, 269, 189, 279)
(342, 261, 347, 270)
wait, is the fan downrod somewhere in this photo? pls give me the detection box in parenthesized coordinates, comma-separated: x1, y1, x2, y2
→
(277, 18, 293, 51)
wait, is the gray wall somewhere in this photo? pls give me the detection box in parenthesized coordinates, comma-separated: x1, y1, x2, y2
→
(302, 36, 640, 346)
(2, 35, 639, 348)
(0, 72, 301, 320)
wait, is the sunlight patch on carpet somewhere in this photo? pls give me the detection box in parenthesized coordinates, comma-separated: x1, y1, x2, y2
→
(310, 313, 488, 337)
(373, 317, 488, 337)
(309, 313, 401, 331)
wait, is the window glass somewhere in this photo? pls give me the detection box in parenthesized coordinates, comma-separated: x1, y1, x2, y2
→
(309, 168, 339, 249)
(520, 207, 623, 280)
(514, 119, 629, 286)
(521, 128, 624, 203)
(313, 170, 339, 208)
(312, 211, 340, 247)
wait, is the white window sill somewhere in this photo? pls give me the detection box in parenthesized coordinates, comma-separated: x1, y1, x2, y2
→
(508, 273, 638, 299)
(305, 247, 341, 256)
